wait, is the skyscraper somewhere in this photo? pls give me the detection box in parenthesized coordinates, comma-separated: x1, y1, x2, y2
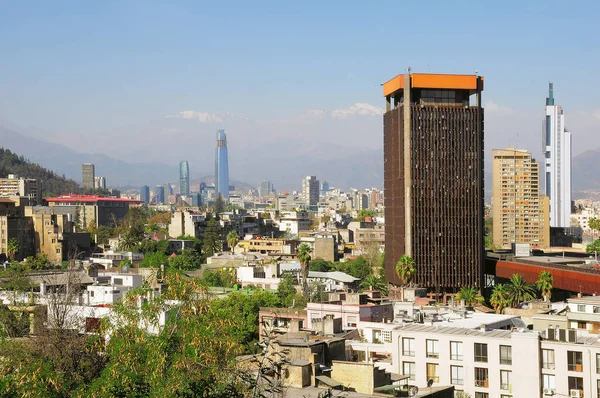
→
(155, 185, 165, 204)
(214, 129, 229, 198)
(94, 176, 106, 190)
(179, 161, 190, 196)
(258, 180, 274, 198)
(321, 181, 330, 195)
(543, 83, 572, 228)
(82, 163, 95, 189)
(492, 148, 549, 248)
(383, 71, 484, 291)
(302, 176, 319, 206)
(140, 185, 150, 204)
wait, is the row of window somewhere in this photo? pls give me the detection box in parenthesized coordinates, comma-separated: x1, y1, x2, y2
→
(402, 362, 512, 390)
(402, 339, 512, 364)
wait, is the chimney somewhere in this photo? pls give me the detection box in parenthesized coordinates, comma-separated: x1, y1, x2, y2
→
(290, 319, 302, 333)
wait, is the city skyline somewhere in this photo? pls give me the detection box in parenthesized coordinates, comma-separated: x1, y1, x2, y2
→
(1, 2, 599, 191)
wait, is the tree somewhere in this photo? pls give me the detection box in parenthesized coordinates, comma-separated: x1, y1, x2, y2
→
(215, 194, 225, 215)
(277, 273, 297, 306)
(456, 286, 484, 306)
(96, 225, 114, 245)
(6, 238, 19, 261)
(536, 271, 554, 302)
(589, 217, 600, 238)
(360, 274, 388, 295)
(395, 255, 416, 285)
(355, 209, 376, 222)
(202, 217, 223, 257)
(25, 253, 54, 270)
(506, 273, 537, 307)
(490, 284, 510, 314)
(309, 280, 327, 303)
(309, 259, 333, 272)
(297, 244, 312, 299)
(168, 249, 204, 271)
(226, 231, 240, 252)
(140, 251, 168, 268)
(586, 239, 600, 255)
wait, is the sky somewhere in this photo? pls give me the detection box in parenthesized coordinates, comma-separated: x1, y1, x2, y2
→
(1, 0, 599, 189)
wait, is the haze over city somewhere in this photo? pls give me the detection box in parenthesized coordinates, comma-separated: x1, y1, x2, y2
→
(1, 0, 600, 189)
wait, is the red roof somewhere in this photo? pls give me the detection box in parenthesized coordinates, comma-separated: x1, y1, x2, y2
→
(45, 195, 143, 204)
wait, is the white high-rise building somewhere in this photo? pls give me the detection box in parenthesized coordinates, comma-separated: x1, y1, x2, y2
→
(543, 83, 572, 228)
(301, 176, 319, 206)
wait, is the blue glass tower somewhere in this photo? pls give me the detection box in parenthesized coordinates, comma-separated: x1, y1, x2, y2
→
(179, 161, 190, 196)
(140, 185, 150, 204)
(214, 129, 229, 198)
(155, 185, 165, 204)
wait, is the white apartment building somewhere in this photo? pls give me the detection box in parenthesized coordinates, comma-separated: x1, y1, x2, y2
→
(572, 208, 599, 234)
(278, 211, 310, 235)
(302, 176, 319, 206)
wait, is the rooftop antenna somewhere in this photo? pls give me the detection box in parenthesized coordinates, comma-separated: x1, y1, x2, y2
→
(474, 69, 479, 76)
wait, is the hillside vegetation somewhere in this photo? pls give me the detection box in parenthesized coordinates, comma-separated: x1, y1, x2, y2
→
(0, 148, 80, 197)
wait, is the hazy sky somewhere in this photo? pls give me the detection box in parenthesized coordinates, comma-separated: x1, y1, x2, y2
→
(1, 1, 599, 188)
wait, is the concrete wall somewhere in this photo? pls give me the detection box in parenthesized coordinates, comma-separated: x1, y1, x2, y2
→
(331, 361, 378, 394)
(282, 363, 311, 388)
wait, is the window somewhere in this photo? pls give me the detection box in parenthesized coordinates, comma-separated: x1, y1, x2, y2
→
(568, 376, 583, 393)
(113, 278, 123, 286)
(90, 290, 95, 297)
(450, 365, 463, 385)
(594, 306, 600, 314)
(542, 374, 556, 390)
(578, 321, 586, 329)
(450, 341, 463, 360)
(403, 362, 415, 381)
(347, 315, 357, 327)
(577, 304, 586, 312)
(381, 330, 392, 342)
(403, 338, 415, 356)
(56, 248, 60, 254)
(474, 367, 488, 388)
(426, 363, 439, 383)
(597, 353, 600, 374)
(499, 345, 512, 365)
(426, 339, 439, 358)
(542, 349, 555, 369)
(597, 379, 600, 397)
(500, 370, 511, 391)
(475, 393, 489, 398)
(475, 343, 488, 363)
(568, 351, 583, 372)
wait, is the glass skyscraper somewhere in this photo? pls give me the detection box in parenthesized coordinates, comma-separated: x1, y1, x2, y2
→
(214, 129, 229, 198)
(155, 185, 165, 205)
(179, 160, 190, 196)
(140, 185, 150, 204)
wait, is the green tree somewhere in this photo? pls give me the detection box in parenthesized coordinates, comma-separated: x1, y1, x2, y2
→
(296, 244, 312, 298)
(214, 194, 225, 215)
(589, 217, 600, 238)
(360, 274, 388, 295)
(507, 273, 537, 307)
(586, 239, 600, 255)
(536, 270, 554, 302)
(6, 238, 19, 261)
(309, 280, 327, 303)
(25, 253, 54, 270)
(309, 259, 333, 272)
(226, 230, 240, 252)
(202, 217, 223, 257)
(140, 251, 168, 268)
(355, 209, 376, 222)
(456, 286, 484, 306)
(96, 225, 114, 245)
(168, 249, 204, 271)
(490, 284, 510, 314)
(395, 255, 416, 285)
(277, 273, 297, 306)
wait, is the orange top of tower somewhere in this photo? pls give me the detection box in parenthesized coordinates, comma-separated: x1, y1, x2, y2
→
(383, 73, 484, 97)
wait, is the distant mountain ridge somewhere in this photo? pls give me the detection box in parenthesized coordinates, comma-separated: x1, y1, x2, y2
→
(573, 148, 600, 192)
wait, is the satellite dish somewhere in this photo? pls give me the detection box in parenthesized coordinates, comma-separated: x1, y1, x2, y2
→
(427, 379, 434, 387)
(409, 386, 419, 396)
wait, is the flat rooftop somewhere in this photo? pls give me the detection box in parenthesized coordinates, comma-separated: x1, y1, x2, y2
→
(383, 72, 484, 97)
(396, 324, 513, 339)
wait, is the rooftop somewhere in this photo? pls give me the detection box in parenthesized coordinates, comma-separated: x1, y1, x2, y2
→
(308, 271, 360, 283)
(395, 323, 513, 339)
(383, 72, 484, 97)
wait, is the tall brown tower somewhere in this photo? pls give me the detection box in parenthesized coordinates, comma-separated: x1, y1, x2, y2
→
(383, 72, 484, 291)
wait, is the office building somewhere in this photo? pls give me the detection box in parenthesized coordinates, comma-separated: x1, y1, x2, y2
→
(140, 185, 150, 204)
(302, 176, 319, 206)
(383, 71, 484, 291)
(155, 185, 165, 205)
(82, 163, 95, 189)
(0, 174, 42, 205)
(214, 129, 229, 198)
(94, 176, 106, 190)
(492, 148, 549, 248)
(543, 83, 572, 228)
(258, 180, 274, 198)
(179, 161, 190, 196)
(321, 181, 330, 195)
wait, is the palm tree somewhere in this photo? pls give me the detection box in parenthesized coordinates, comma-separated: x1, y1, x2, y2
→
(490, 284, 510, 314)
(226, 231, 239, 253)
(360, 274, 388, 295)
(536, 271, 554, 302)
(395, 255, 416, 285)
(297, 244, 312, 299)
(7, 238, 19, 261)
(456, 286, 484, 306)
(506, 273, 536, 307)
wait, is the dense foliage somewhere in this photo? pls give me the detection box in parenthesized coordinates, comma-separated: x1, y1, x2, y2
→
(0, 148, 80, 197)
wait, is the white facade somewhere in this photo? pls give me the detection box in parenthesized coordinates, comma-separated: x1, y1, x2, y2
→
(543, 83, 572, 228)
(278, 211, 311, 235)
(302, 176, 319, 206)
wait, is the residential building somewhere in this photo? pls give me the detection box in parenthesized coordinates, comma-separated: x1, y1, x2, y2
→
(543, 83, 572, 228)
(492, 148, 550, 248)
(0, 199, 34, 261)
(45, 195, 142, 229)
(214, 129, 229, 198)
(302, 176, 319, 206)
(572, 208, 599, 234)
(140, 185, 150, 204)
(179, 160, 190, 196)
(168, 210, 205, 239)
(94, 176, 106, 190)
(82, 163, 95, 189)
(0, 175, 42, 205)
(25, 206, 74, 263)
(383, 71, 484, 291)
(155, 185, 165, 205)
(278, 211, 311, 235)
